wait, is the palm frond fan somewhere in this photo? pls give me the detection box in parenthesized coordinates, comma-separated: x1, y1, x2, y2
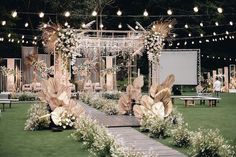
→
(40, 23, 61, 54)
(150, 19, 176, 39)
(24, 53, 38, 68)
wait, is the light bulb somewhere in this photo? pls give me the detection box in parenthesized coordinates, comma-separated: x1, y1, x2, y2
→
(1, 21, 6, 26)
(143, 9, 148, 17)
(217, 7, 223, 13)
(193, 6, 199, 13)
(92, 11, 97, 16)
(39, 12, 44, 18)
(12, 11, 17, 18)
(25, 22, 29, 27)
(64, 11, 70, 17)
(167, 9, 173, 15)
(118, 23, 122, 29)
(117, 10, 122, 16)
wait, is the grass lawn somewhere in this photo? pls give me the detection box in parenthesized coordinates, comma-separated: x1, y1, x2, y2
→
(0, 103, 90, 157)
(157, 92, 236, 155)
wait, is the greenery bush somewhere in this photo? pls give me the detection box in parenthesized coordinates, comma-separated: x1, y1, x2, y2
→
(140, 114, 172, 138)
(171, 123, 191, 147)
(10, 92, 38, 101)
(102, 91, 121, 100)
(71, 116, 144, 157)
(24, 103, 50, 131)
(80, 92, 119, 115)
(190, 128, 235, 157)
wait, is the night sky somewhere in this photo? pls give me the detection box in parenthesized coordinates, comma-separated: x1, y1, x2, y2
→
(0, 0, 235, 70)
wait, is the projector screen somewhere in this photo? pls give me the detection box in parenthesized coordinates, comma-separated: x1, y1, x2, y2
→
(156, 49, 200, 85)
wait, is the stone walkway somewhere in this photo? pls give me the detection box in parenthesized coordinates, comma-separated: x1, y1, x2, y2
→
(78, 101, 186, 157)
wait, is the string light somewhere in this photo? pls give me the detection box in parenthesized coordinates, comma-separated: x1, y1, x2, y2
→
(229, 21, 233, 26)
(64, 11, 70, 17)
(168, 24, 172, 28)
(188, 33, 192, 37)
(8, 33, 11, 37)
(200, 22, 204, 27)
(39, 12, 44, 18)
(22, 35, 24, 39)
(24, 22, 29, 27)
(43, 24, 47, 28)
(92, 10, 97, 16)
(118, 23, 122, 29)
(117, 9, 122, 16)
(193, 6, 199, 13)
(200, 33, 204, 37)
(184, 24, 189, 28)
(215, 22, 219, 26)
(99, 24, 104, 29)
(213, 32, 216, 36)
(217, 7, 223, 13)
(11, 11, 17, 18)
(64, 22, 68, 26)
(226, 31, 229, 35)
(1, 21, 6, 26)
(143, 9, 148, 17)
(34, 36, 37, 40)
(81, 23, 86, 28)
(135, 25, 139, 29)
(167, 9, 173, 15)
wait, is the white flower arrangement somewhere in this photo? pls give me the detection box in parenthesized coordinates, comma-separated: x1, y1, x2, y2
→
(144, 31, 164, 63)
(51, 107, 76, 129)
(71, 116, 149, 157)
(171, 123, 191, 147)
(31, 60, 54, 78)
(0, 66, 15, 76)
(24, 103, 50, 131)
(56, 28, 81, 65)
(80, 92, 119, 115)
(140, 114, 172, 138)
(100, 67, 120, 77)
(190, 128, 235, 157)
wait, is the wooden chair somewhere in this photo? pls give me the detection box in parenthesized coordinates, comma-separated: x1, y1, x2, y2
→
(94, 82, 102, 92)
(22, 84, 32, 92)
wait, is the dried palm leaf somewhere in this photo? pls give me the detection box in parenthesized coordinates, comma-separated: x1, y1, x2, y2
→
(164, 101, 173, 118)
(118, 94, 131, 114)
(24, 53, 38, 67)
(152, 102, 165, 120)
(151, 19, 176, 38)
(40, 23, 61, 54)
(161, 74, 175, 89)
(133, 75, 144, 89)
(140, 95, 154, 109)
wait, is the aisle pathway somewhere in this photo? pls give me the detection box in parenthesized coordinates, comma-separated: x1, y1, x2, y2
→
(78, 101, 186, 157)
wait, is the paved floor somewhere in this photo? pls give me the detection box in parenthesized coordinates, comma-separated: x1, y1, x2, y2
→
(78, 100, 186, 157)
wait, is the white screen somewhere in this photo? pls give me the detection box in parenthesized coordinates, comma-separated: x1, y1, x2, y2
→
(158, 49, 199, 85)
